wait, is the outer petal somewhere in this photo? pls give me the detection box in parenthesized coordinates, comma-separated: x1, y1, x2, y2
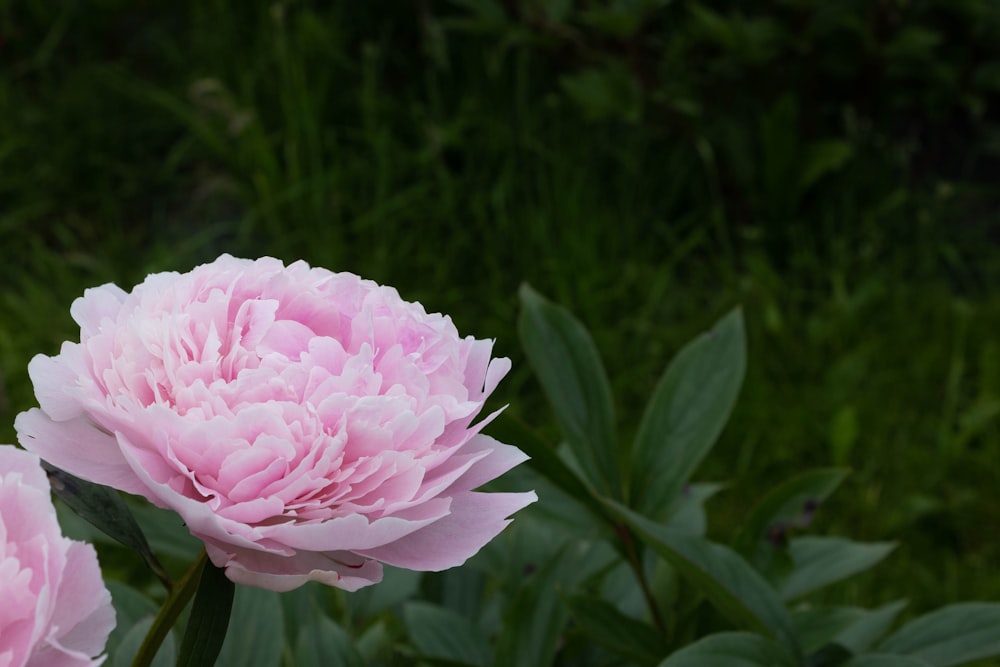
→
(26, 352, 85, 422)
(69, 284, 127, 335)
(46, 542, 116, 659)
(262, 497, 453, 552)
(15, 410, 144, 495)
(442, 435, 530, 494)
(208, 543, 383, 592)
(355, 490, 537, 571)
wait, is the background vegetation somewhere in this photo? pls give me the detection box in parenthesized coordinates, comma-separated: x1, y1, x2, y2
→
(1, 0, 999, 661)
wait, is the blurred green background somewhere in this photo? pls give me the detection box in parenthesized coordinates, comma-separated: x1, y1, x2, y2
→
(1, 0, 999, 618)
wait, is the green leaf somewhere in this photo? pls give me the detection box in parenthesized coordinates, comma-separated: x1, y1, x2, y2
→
(113, 617, 176, 667)
(105, 581, 159, 656)
(630, 309, 745, 518)
(404, 601, 491, 667)
(559, 61, 643, 122)
(836, 600, 908, 655)
(606, 500, 800, 656)
(492, 543, 605, 667)
(489, 414, 613, 525)
(42, 463, 170, 588)
(665, 482, 725, 536)
(658, 632, 797, 667)
(130, 503, 203, 563)
(280, 583, 327, 647)
(216, 587, 285, 667)
(735, 468, 848, 557)
(841, 656, 932, 667)
(563, 593, 667, 666)
(830, 405, 859, 466)
(877, 603, 1000, 666)
(177, 561, 235, 667)
(800, 140, 853, 190)
(351, 565, 422, 622)
(780, 537, 896, 600)
(295, 616, 365, 667)
(518, 284, 620, 497)
(791, 606, 869, 654)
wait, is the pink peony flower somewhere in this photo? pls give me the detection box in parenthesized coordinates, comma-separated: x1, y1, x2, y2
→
(16, 255, 535, 591)
(0, 445, 115, 667)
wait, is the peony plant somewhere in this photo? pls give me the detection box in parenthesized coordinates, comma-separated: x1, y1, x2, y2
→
(8, 259, 1000, 666)
(14, 255, 535, 664)
(0, 445, 115, 667)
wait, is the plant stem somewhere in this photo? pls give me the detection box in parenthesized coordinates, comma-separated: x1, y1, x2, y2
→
(131, 550, 208, 667)
(616, 523, 667, 637)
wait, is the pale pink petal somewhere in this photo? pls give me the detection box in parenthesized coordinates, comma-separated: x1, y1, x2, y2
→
(356, 490, 537, 570)
(208, 543, 383, 593)
(443, 434, 531, 494)
(26, 352, 85, 422)
(69, 284, 127, 334)
(15, 410, 144, 495)
(263, 497, 453, 551)
(47, 543, 116, 658)
(0, 446, 114, 666)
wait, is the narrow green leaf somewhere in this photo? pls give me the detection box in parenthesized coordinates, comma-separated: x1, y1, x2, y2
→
(404, 601, 491, 667)
(836, 600, 908, 655)
(664, 482, 725, 536)
(791, 606, 869, 654)
(492, 569, 567, 667)
(295, 616, 365, 667)
(492, 543, 604, 667)
(878, 603, 1000, 666)
(658, 632, 797, 667)
(800, 140, 853, 190)
(806, 643, 852, 667)
(518, 284, 619, 496)
(841, 656, 932, 667)
(350, 565, 422, 622)
(735, 468, 849, 557)
(563, 593, 667, 666)
(129, 503, 203, 563)
(280, 582, 327, 647)
(176, 561, 235, 667)
(356, 620, 392, 663)
(606, 500, 800, 656)
(105, 581, 159, 656)
(780, 537, 896, 600)
(43, 463, 171, 589)
(114, 618, 176, 667)
(216, 587, 285, 667)
(630, 309, 745, 518)
(489, 414, 612, 525)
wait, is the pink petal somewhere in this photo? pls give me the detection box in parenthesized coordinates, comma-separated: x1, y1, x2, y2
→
(15, 410, 144, 495)
(444, 435, 530, 494)
(356, 490, 537, 570)
(47, 543, 116, 658)
(69, 284, 127, 334)
(263, 497, 453, 552)
(208, 544, 383, 593)
(27, 351, 85, 422)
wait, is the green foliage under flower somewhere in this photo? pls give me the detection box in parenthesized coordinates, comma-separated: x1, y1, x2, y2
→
(48, 286, 1000, 666)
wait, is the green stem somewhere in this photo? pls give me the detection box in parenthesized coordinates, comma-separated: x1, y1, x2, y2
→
(616, 523, 667, 637)
(132, 550, 209, 667)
